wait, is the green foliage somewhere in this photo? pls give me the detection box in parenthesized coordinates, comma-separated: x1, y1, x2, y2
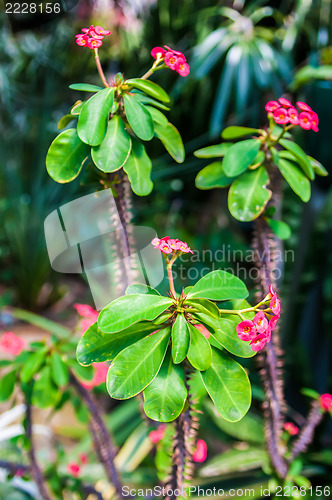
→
(77, 88, 115, 146)
(187, 323, 212, 371)
(171, 314, 190, 364)
(187, 270, 248, 300)
(278, 159, 311, 202)
(222, 139, 261, 176)
(123, 139, 153, 196)
(123, 94, 154, 141)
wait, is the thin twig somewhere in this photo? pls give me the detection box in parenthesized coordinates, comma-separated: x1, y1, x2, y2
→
(289, 401, 323, 460)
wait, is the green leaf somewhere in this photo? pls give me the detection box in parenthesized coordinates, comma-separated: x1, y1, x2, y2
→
(265, 218, 291, 240)
(211, 318, 256, 358)
(123, 138, 153, 196)
(126, 78, 170, 103)
(132, 93, 170, 111)
(171, 314, 190, 364)
(50, 352, 69, 387)
(98, 294, 173, 333)
(126, 284, 160, 295)
(221, 126, 260, 140)
(278, 158, 311, 202)
(11, 308, 71, 339)
(195, 161, 235, 190)
(77, 87, 114, 146)
(46, 129, 89, 183)
(279, 138, 314, 180)
(69, 83, 104, 92)
(228, 166, 272, 221)
(32, 366, 60, 408)
(146, 106, 168, 125)
(199, 446, 268, 477)
(187, 270, 248, 301)
(143, 349, 187, 422)
(70, 362, 94, 381)
(194, 143, 233, 158)
(185, 298, 220, 318)
(271, 147, 280, 166)
(20, 348, 48, 383)
(222, 139, 261, 176)
(154, 121, 185, 163)
(92, 115, 132, 172)
(58, 114, 75, 129)
(0, 370, 17, 401)
(77, 321, 156, 365)
(200, 348, 251, 421)
(308, 156, 328, 177)
(123, 94, 154, 141)
(107, 328, 170, 399)
(187, 324, 212, 371)
(70, 100, 83, 115)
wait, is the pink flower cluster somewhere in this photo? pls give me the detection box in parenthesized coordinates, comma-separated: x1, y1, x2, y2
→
(0, 332, 26, 356)
(265, 98, 319, 132)
(284, 422, 299, 436)
(151, 45, 190, 77)
(75, 25, 111, 49)
(151, 236, 193, 255)
(66, 454, 89, 478)
(320, 393, 332, 414)
(236, 285, 281, 352)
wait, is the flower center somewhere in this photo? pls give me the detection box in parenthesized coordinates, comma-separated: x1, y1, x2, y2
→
(243, 326, 250, 333)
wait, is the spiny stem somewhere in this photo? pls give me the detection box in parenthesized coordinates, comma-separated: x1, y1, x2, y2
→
(94, 48, 109, 87)
(289, 401, 323, 460)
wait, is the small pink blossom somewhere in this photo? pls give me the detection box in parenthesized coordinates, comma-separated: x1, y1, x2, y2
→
(151, 46, 166, 59)
(74, 303, 99, 334)
(278, 97, 293, 108)
(87, 38, 103, 49)
(310, 112, 319, 132)
(270, 296, 281, 316)
(79, 453, 89, 464)
(236, 320, 256, 341)
(81, 362, 108, 390)
(175, 58, 190, 77)
(298, 111, 312, 130)
(250, 333, 268, 352)
(288, 107, 299, 125)
(284, 422, 299, 436)
(264, 325, 272, 342)
(253, 311, 269, 334)
(75, 25, 110, 49)
(149, 424, 166, 443)
(0, 332, 26, 356)
(67, 462, 80, 477)
(94, 26, 111, 36)
(194, 324, 211, 339)
(273, 107, 289, 125)
(164, 45, 185, 58)
(151, 237, 193, 254)
(159, 241, 172, 254)
(164, 51, 178, 70)
(297, 101, 312, 112)
(319, 393, 332, 413)
(265, 101, 280, 113)
(75, 34, 89, 47)
(192, 439, 207, 462)
(269, 315, 279, 331)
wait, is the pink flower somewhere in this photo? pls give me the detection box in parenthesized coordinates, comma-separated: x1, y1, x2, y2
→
(288, 107, 299, 125)
(250, 333, 268, 352)
(192, 439, 207, 462)
(298, 112, 312, 130)
(93, 26, 111, 36)
(151, 46, 166, 59)
(151, 237, 193, 254)
(149, 424, 166, 443)
(164, 51, 178, 70)
(175, 58, 190, 77)
(81, 362, 108, 390)
(74, 303, 99, 334)
(236, 320, 256, 341)
(75, 34, 89, 47)
(194, 324, 211, 339)
(67, 462, 80, 477)
(253, 311, 269, 334)
(297, 101, 312, 112)
(273, 108, 289, 125)
(159, 241, 172, 254)
(310, 112, 319, 132)
(278, 97, 293, 108)
(87, 38, 103, 49)
(177, 241, 193, 254)
(79, 453, 89, 464)
(0, 332, 26, 356)
(164, 45, 185, 58)
(265, 101, 280, 113)
(264, 325, 272, 342)
(75, 25, 110, 49)
(270, 296, 281, 316)
(319, 393, 332, 412)
(284, 422, 299, 436)
(269, 314, 279, 331)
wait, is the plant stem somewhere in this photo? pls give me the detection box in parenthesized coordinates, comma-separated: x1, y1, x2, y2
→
(167, 264, 177, 298)
(94, 48, 109, 88)
(289, 401, 323, 460)
(141, 59, 164, 80)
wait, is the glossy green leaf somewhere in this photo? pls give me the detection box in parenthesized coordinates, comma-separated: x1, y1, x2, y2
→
(279, 138, 314, 180)
(77, 321, 156, 365)
(265, 218, 291, 240)
(185, 298, 220, 318)
(200, 348, 251, 421)
(143, 349, 187, 422)
(308, 156, 328, 176)
(70, 362, 94, 381)
(146, 106, 168, 125)
(123, 138, 153, 196)
(50, 352, 69, 387)
(58, 114, 75, 130)
(70, 100, 83, 115)
(199, 446, 268, 477)
(194, 143, 233, 158)
(107, 328, 170, 399)
(77, 87, 114, 146)
(171, 314, 190, 364)
(0, 370, 17, 401)
(195, 162, 235, 190)
(187, 270, 248, 301)
(221, 126, 260, 140)
(228, 166, 272, 221)
(278, 158, 311, 202)
(132, 93, 170, 111)
(92, 115, 132, 172)
(187, 324, 212, 371)
(98, 294, 173, 333)
(211, 318, 256, 358)
(20, 348, 48, 383)
(32, 366, 60, 408)
(126, 78, 170, 103)
(123, 94, 154, 141)
(154, 121, 185, 163)
(46, 129, 89, 183)
(223, 139, 261, 176)
(126, 284, 160, 295)
(69, 83, 104, 92)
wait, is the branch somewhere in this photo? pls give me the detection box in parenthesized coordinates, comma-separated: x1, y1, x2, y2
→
(289, 401, 323, 460)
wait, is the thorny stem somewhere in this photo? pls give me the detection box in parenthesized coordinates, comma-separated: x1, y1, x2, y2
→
(69, 372, 124, 498)
(289, 401, 323, 461)
(94, 48, 110, 88)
